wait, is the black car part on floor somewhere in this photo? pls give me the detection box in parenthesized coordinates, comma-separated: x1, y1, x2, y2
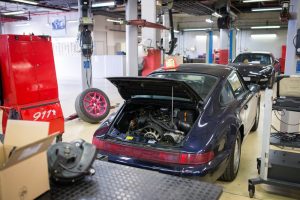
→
(47, 139, 97, 183)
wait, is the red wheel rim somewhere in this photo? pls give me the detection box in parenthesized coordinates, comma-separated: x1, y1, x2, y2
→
(83, 91, 108, 117)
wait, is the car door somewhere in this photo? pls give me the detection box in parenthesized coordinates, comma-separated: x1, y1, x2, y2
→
(228, 72, 255, 134)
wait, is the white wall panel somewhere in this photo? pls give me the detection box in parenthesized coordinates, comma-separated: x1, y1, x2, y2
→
(175, 31, 220, 59)
(236, 29, 287, 59)
(3, 13, 126, 82)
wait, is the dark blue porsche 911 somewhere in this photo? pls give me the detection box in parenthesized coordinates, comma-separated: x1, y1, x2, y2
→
(92, 64, 260, 182)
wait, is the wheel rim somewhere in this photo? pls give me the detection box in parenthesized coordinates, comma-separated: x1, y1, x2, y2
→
(83, 92, 108, 117)
(233, 139, 241, 174)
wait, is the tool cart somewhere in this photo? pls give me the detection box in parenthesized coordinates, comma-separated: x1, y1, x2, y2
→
(248, 75, 300, 198)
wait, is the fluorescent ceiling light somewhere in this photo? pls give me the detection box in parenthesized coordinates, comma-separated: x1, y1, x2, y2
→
(205, 19, 213, 23)
(12, 0, 38, 5)
(252, 7, 282, 12)
(67, 20, 78, 23)
(3, 11, 26, 15)
(92, 1, 115, 7)
(251, 34, 277, 39)
(196, 35, 207, 40)
(196, 35, 218, 40)
(243, 0, 275, 2)
(174, 30, 180, 33)
(183, 28, 211, 32)
(106, 18, 122, 23)
(251, 25, 280, 29)
(212, 12, 222, 18)
(15, 23, 30, 27)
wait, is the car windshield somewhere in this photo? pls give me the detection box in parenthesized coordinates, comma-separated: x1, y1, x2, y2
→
(148, 73, 218, 100)
(233, 53, 272, 65)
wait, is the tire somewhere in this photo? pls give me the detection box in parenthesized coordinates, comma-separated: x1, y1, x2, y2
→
(267, 73, 275, 89)
(251, 97, 260, 132)
(220, 132, 241, 181)
(75, 88, 110, 124)
(248, 183, 255, 198)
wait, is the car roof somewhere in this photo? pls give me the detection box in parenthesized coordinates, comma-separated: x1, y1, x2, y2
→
(153, 63, 233, 80)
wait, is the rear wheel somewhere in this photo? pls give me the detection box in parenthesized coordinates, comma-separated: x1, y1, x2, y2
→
(220, 132, 241, 181)
(75, 88, 110, 124)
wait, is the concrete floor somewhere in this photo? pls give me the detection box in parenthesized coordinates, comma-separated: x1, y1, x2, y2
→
(60, 79, 300, 200)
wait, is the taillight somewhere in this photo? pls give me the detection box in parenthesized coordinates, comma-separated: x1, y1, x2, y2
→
(93, 138, 214, 165)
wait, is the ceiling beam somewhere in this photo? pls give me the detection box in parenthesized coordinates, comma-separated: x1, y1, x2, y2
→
(0, 0, 76, 12)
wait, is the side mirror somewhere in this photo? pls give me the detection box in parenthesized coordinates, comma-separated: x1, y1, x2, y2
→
(248, 84, 260, 93)
(274, 59, 279, 64)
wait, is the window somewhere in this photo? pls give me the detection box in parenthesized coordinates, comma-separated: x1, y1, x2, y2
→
(220, 82, 235, 105)
(228, 72, 245, 97)
(149, 73, 218, 100)
(233, 53, 272, 65)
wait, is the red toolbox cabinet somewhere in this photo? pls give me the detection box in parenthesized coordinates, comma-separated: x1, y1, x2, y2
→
(0, 34, 64, 135)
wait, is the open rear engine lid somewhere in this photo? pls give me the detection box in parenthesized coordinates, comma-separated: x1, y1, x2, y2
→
(108, 77, 202, 103)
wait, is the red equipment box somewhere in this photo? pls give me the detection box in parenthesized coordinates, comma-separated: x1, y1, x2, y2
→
(142, 49, 161, 76)
(0, 34, 64, 135)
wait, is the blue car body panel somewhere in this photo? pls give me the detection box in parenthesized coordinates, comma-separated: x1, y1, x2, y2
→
(93, 64, 260, 181)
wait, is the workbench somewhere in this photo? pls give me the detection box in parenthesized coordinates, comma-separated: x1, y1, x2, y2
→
(39, 160, 222, 200)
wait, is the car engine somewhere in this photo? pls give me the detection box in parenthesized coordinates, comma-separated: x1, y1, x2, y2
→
(122, 107, 194, 145)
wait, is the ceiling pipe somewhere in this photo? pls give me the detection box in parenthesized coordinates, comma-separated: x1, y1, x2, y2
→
(0, 0, 75, 12)
(0, 14, 28, 22)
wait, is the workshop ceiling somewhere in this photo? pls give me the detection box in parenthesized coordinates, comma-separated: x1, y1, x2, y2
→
(0, 0, 289, 22)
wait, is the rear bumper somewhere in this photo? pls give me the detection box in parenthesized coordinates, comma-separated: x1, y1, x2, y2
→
(94, 136, 230, 182)
(99, 151, 229, 182)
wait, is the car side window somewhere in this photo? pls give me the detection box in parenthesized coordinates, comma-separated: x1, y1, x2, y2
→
(228, 72, 246, 98)
(220, 82, 235, 105)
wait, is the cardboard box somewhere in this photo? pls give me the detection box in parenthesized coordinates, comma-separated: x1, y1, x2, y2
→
(0, 120, 56, 200)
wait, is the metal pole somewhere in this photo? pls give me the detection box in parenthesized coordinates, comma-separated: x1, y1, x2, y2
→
(141, 0, 157, 49)
(206, 31, 213, 64)
(78, 0, 93, 90)
(126, 0, 138, 76)
(229, 29, 236, 62)
(260, 88, 273, 180)
(219, 29, 229, 64)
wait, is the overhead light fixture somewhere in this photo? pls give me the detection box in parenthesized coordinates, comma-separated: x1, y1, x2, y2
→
(251, 34, 277, 39)
(205, 19, 213, 23)
(212, 12, 222, 18)
(251, 25, 280, 29)
(67, 20, 78, 23)
(243, 0, 275, 2)
(3, 10, 26, 15)
(106, 18, 122, 23)
(92, 1, 115, 7)
(15, 23, 30, 27)
(174, 30, 180, 33)
(183, 28, 211, 32)
(236, 28, 240, 31)
(196, 35, 218, 40)
(196, 35, 207, 40)
(11, 0, 38, 5)
(251, 7, 282, 12)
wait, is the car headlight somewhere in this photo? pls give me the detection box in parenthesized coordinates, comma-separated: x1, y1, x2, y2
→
(260, 78, 268, 82)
